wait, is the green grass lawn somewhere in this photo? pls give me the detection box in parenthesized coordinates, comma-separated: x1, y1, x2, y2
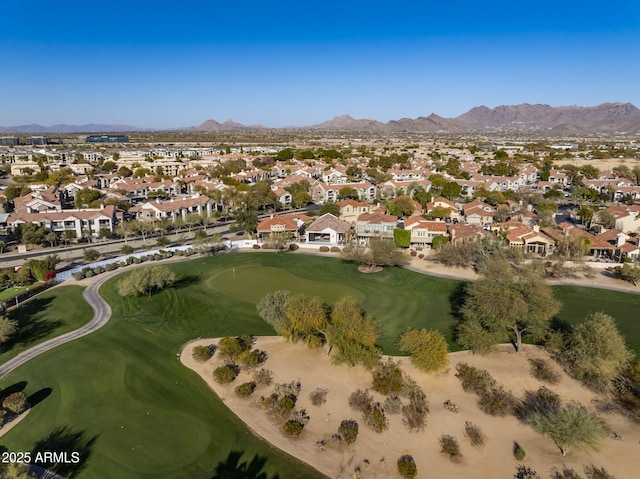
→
(0, 286, 93, 365)
(1, 253, 638, 479)
(553, 285, 640, 353)
(0, 286, 28, 302)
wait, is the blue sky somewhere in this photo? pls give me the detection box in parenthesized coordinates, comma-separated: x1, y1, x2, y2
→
(1, 0, 638, 128)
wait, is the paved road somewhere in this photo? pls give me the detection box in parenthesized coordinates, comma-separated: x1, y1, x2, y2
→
(0, 268, 116, 379)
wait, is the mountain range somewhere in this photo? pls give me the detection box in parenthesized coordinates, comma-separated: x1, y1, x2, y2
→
(2, 103, 640, 135)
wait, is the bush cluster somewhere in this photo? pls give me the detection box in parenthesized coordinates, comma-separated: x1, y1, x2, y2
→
(234, 381, 257, 398)
(384, 395, 402, 414)
(309, 388, 328, 406)
(528, 357, 561, 384)
(397, 454, 418, 479)
(330, 246, 341, 253)
(455, 362, 496, 393)
(213, 363, 239, 384)
(337, 419, 359, 444)
(319, 246, 330, 252)
(464, 421, 485, 446)
(2, 392, 27, 415)
(515, 386, 562, 421)
(237, 349, 267, 369)
(372, 359, 403, 395)
(513, 441, 527, 460)
(217, 335, 254, 360)
(515, 465, 540, 479)
(348, 389, 373, 412)
(439, 434, 462, 463)
(362, 403, 388, 433)
(192, 345, 215, 362)
(252, 368, 273, 386)
(401, 389, 429, 431)
(477, 385, 516, 417)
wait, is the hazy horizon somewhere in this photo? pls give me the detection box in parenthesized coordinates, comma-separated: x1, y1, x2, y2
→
(2, 0, 638, 129)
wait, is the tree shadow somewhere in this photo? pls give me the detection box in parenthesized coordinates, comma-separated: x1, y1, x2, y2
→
(31, 426, 98, 478)
(27, 387, 52, 408)
(3, 297, 61, 353)
(1, 381, 27, 396)
(211, 450, 279, 479)
(172, 275, 200, 290)
(550, 316, 573, 335)
(448, 282, 467, 321)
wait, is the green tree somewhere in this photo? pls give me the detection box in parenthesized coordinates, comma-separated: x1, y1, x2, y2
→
(318, 201, 340, 217)
(117, 166, 133, 177)
(283, 294, 327, 347)
(83, 248, 101, 262)
(528, 404, 606, 456)
(102, 160, 116, 171)
(234, 210, 259, 232)
(566, 311, 633, 390)
(17, 223, 46, 247)
(276, 148, 294, 160)
(0, 316, 17, 345)
(326, 296, 380, 369)
(338, 186, 359, 200)
(399, 328, 449, 373)
(441, 181, 462, 200)
(387, 195, 415, 217)
(74, 188, 102, 208)
(458, 259, 560, 353)
(256, 290, 293, 336)
(117, 265, 176, 297)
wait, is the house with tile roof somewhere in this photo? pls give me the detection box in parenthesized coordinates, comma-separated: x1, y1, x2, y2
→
(403, 217, 448, 248)
(337, 199, 372, 222)
(256, 213, 310, 240)
(354, 213, 398, 244)
(304, 213, 352, 244)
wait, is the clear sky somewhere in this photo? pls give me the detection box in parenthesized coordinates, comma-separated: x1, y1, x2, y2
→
(1, 0, 638, 128)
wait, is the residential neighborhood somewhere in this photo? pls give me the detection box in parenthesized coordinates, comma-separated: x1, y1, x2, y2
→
(1, 135, 639, 264)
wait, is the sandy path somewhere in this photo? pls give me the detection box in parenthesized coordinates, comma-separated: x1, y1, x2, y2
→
(182, 338, 640, 479)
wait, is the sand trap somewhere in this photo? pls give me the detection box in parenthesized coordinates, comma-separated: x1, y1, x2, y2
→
(182, 337, 640, 479)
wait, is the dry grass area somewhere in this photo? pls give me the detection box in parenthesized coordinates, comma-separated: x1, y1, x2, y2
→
(553, 157, 640, 171)
(182, 337, 640, 479)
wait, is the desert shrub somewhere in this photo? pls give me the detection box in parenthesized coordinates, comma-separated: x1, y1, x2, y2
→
(92, 266, 104, 275)
(330, 246, 341, 253)
(309, 388, 328, 406)
(72, 271, 85, 280)
(235, 381, 257, 398)
(464, 421, 485, 446)
(410, 250, 417, 257)
(397, 454, 418, 479)
(192, 345, 215, 362)
(401, 390, 429, 431)
(513, 441, 526, 460)
(349, 389, 373, 412)
(274, 381, 301, 399)
(217, 335, 254, 360)
(289, 243, 299, 251)
(252, 244, 261, 249)
(384, 395, 402, 414)
(315, 440, 326, 451)
(274, 396, 295, 417)
(105, 263, 115, 271)
(237, 349, 267, 369)
(253, 368, 273, 386)
(338, 419, 359, 444)
(372, 358, 403, 395)
(515, 465, 541, 479)
(319, 246, 330, 252)
(528, 357, 561, 384)
(455, 362, 496, 394)
(213, 363, 239, 384)
(283, 420, 304, 437)
(515, 386, 562, 421)
(418, 253, 424, 259)
(477, 386, 516, 416)
(550, 466, 584, 479)
(84, 270, 95, 278)
(584, 465, 616, 479)
(362, 403, 388, 433)
(133, 257, 141, 264)
(439, 434, 462, 463)
(2, 392, 27, 414)
(401, 376, 422, 398)
(330, 434, 342, 445)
